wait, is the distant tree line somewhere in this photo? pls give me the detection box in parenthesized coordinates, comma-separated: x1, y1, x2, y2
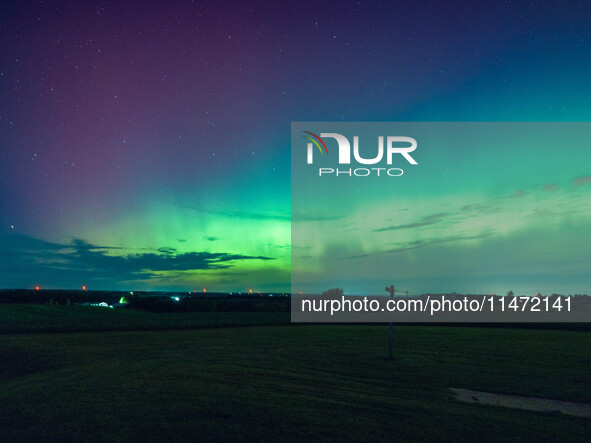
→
(0, 289, 121, 305)
(0, 289, 290, 313)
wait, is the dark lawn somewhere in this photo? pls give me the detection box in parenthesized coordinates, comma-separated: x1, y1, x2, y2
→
(0, 304, 289, 333)
(0, 324, 589, 442)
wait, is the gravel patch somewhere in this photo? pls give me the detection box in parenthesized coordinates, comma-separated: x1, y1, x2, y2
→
(450, 388, 591, 419)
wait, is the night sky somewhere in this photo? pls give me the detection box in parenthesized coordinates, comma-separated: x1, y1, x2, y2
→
(1, 1, 590, 292)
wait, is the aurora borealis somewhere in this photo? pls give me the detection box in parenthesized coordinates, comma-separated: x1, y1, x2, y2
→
(1, 1, 591, 292)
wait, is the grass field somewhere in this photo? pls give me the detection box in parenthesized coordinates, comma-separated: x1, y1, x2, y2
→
(0, 304, 289, 333)
(0, 307, 589, 442)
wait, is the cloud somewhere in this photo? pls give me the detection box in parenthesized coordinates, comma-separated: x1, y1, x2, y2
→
(341, 231, 495, 260)
(0, 234, 275, 288)
(291, 245, 312, 251)
(459, 203, 500, 215)
(513, 189, 526, 198)
(573, 176, 591, 187)
(265, 243, 290, 249)
(69, 238, 122, 251)
(341, 253, 370, 260)
(158, 247, 177, 255)
(1, 234, 69, 254)
(373, 213, 447, 232)
(202, 236, 219, 242)
(292, 211, 346, 222)
(384, 232, 494, 254)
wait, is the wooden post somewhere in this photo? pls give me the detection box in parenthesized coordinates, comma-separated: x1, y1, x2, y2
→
(385, 285, 395, 360)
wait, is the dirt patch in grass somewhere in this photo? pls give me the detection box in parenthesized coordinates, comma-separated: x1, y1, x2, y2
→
(451, 388, 591, 418)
